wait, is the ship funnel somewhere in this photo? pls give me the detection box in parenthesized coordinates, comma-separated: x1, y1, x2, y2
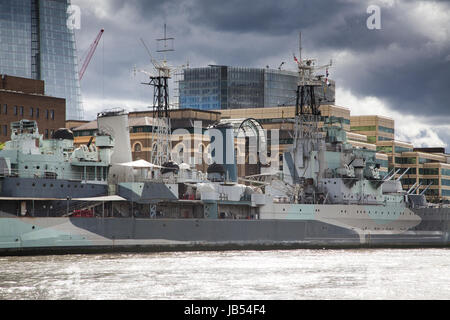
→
(97, 109, 133, 184)
(97, 109, 132, 164)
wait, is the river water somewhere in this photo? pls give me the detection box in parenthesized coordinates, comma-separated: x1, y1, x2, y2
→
(0, 248, 448, 300)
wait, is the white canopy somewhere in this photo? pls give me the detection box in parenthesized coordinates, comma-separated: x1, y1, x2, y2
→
(72, 195, 127, 202)
(116, 159, 162, 168)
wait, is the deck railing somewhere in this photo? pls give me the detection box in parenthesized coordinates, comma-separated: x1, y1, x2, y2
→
(0, 168, 107, 182)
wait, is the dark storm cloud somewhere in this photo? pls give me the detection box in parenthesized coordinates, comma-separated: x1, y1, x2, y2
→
(184, 0, 361, 35)
(347, 51, 450, 117)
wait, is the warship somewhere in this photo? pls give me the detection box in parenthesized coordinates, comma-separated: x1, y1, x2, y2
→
(0, 49, 448, 256)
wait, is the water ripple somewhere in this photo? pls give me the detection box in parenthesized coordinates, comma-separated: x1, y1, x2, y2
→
(0, 249, 449, 300)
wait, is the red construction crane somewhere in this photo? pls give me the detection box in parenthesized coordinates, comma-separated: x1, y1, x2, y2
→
(79, 29, 104, 81)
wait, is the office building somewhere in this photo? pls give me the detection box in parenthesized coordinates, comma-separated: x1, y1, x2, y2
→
(376, 139, 450, 201)
(350, 115, 395, 143)
(178, 66, 335, 110)
(0, 74, 66, 143)
(0, 0, 83, 120)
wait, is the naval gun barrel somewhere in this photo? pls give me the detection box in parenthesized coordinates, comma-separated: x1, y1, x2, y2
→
(411, 182, 422, 194)
(396, 168, 410, 181)
(86, 136, 94, 148)
(407, 182, 418, 194)
(384, 169, 401, 181)
(420, 182, 433, 196)
(385, 168, 395, 178)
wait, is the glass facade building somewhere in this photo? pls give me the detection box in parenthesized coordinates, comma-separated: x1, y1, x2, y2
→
(0, 0, 83, 120)
(179, 66, 335, 110)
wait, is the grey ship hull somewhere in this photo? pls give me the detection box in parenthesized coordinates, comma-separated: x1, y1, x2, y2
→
(0, 207, 448, 255)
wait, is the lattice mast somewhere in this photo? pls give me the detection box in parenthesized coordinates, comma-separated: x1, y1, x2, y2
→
(294, 32, 332, 139)
(292, 32, 332, 184)
(137, 24, 175, 167)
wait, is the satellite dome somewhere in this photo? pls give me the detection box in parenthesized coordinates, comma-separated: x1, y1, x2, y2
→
(52, 128, 74, 140)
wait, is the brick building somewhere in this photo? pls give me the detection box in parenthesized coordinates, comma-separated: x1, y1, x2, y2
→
(0, 75, 65, 143)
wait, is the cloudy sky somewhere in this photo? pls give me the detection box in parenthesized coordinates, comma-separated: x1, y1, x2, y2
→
(71, 0, 450, 149)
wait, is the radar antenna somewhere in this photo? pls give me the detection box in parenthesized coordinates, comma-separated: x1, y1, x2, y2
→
(134, 24, 186, 168)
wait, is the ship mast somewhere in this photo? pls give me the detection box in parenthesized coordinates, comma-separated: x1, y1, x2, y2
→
(292, 32, 332, 185)
(136, 24, 175, 167)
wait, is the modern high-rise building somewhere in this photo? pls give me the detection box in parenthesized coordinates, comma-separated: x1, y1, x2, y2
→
(0, 0, 83, 120)
(178, 65, 335, 110)
(350, 115, 395, 144)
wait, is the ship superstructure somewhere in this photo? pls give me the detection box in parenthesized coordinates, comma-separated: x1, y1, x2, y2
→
(0, 119, 113, 216)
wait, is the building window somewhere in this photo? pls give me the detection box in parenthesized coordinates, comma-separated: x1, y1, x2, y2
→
(20, 106, 24, 116)
(351, 126, 376, 131)
(45, 129, 49, 139)
(2, 125, 7, 136)
(378, 126, 395, 134)
(30, 107, 34, 117)
(36, 108, 39, 118)
(376, 146, 393, 153)
(50, 110, 54, 120)
(2, 104, 6, 115)
(134, 143, 142, 152)
(46, 110, 49, 119)
(14, 106, 18, 115)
